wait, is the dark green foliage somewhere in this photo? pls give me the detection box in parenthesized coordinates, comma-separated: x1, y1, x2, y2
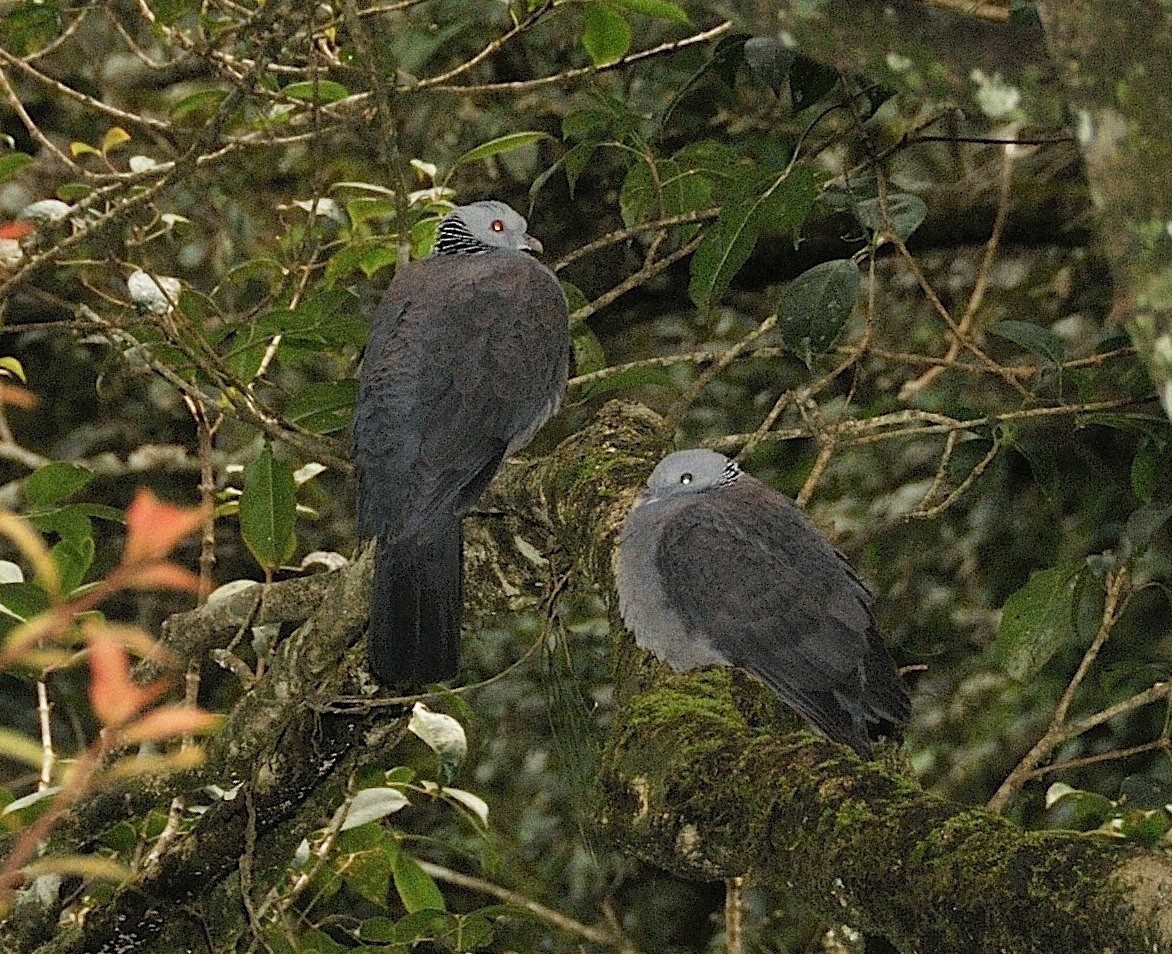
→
(1, 0, 1171, 951)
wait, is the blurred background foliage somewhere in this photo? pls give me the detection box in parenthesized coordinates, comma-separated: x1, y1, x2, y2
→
(1, 0, 1170, 950)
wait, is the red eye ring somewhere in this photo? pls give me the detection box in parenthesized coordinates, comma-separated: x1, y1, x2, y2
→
(490, 219, 505, 232)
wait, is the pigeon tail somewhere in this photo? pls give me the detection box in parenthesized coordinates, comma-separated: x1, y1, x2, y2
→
(368, 522, 462, 688)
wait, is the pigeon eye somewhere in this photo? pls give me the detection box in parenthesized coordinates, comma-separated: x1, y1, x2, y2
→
(490, 219, 505, 232)
(679, 473, 693, 485)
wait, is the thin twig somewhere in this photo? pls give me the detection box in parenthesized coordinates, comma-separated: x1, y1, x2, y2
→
(1026, 737, 1172, 781)
(725, 876, 745, 954)
(36, 681, 54, 790)
(987, 567, 1131, 814)
(416, 859, 640, 952)
(901, 143, 1015, 399)
(340, 0, 412, 266)
(424, 22, 733, 95)
(666, 314, 778, 428)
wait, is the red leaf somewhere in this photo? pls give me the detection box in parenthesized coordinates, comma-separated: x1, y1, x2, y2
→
(0, 384, 36, 409)
(123, 489, 208, 565)
(121, 562, 203, 593)
(0, 221, 35, 240)
(120, 706, 222, 744)
(86, 638, 171, 728)
(87, 639, 147, 727)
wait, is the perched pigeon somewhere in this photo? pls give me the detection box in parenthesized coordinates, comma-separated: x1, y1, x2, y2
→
(616, 449, 910, 758)
(354, 201, 569, 688)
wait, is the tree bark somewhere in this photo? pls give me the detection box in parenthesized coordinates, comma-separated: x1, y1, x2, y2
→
(8, 402, 1172, 953)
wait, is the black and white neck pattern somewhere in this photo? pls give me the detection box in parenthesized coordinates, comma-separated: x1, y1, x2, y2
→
(719, 459, 742, 487)
(432, 215, 490, 256)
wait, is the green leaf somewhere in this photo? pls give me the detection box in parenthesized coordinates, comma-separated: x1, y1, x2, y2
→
(1006, 437, 1061, 500)
(607, 0, 689, 21)
(27, 505, 94, 544)
(991, 563, 1082, 681)
(452, 132, 552, 170)
(252, 289, 368, 354)
(987, 320, 1065, 366)
(688, 200, 760, 311)
(582, 3, 632, 67)
(295, 929, 348, 954)
(323, 238, 398, 286)
(0, 153, 34, 183)
(150, 0, 197, 24)
(285, 380, 358, 434)
(571, 325, 607, 376)
(671, 140, 742, 194)
(778, 259, 861, 368)
(619, 156, 710, 234)
(1076, 412, 1171, 444)
(562, 108, 612, 141)
(689, 168, 818, 311)
(1131, 442, 1166, 504)
(756, 167, 821, 238)
(56, 182, 92, 202)
(50, 536, 94, 595)
(335, 825, 397, 905)
(789, 55, 839, 109)
(854, 193, 927, 242)
(240, 444, 297, 574)
(0, 582, 51, 623)
(1122, 503, 1172, 558)
(393, 910, 456, 945)
(280, 80, 350, 103)
(25, 462, 95, 509)
(573, 364, 676, 404)
(562, 141, 601, 195)
(344, 197, 397, 226)
(392, 851, 446, 913)
(170, 89, 229, 124)
(219, 328, 270, 382)
(1, 4, 60, 56)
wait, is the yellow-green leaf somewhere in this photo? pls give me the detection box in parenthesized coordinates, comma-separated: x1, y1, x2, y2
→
(101, 126, 131, 155)
(0, 357, 26, 383)
(452, 132, 553, 170)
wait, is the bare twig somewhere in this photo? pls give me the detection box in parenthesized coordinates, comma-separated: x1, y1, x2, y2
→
(901, 143, 1016, 399)
(416, 859, 640, 952)
(424, 22, 733, 95)
(987, 567, 1132, 814)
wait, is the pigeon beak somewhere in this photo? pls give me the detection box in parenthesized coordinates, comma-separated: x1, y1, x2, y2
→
(524, 234, 544, 255)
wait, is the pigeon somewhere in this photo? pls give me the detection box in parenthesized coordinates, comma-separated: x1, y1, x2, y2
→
(353, 201, 569, 688)
(616, 449, 910, 757)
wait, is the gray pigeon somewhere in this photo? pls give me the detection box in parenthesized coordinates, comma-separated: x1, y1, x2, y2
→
(616, 449, 910, 757)
(353, 201, 569, 688)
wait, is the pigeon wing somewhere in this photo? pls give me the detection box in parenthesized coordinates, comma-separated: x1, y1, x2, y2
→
(653, 477, 907, 755)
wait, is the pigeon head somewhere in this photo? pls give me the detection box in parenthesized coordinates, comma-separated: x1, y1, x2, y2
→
(434, 201, 544, 256)
(643, 449, 742, 502)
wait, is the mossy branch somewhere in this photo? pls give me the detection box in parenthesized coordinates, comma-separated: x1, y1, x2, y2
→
(531, 401, 1172, 954)
(12, 401, 1172, 953)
